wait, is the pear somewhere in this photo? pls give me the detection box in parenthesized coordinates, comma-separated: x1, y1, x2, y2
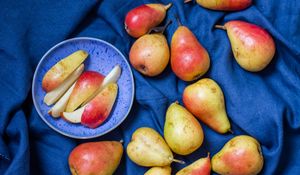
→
(171, 18, 210, 81)
(212, 135, 264, 175)
(42, 50, 88, 92)
(176, 154, 211, 175)
(186, 0, 252, 11)
(144, 166, 171, 175)
(68, 141, 123, 175)
(215, 20, 275, 72)
(129, 21, 171, 76)
(164, 102, 204, 155)
(127, 127, 184, 167)
(66, 71, 104, 112)
(183, 78, 231, 133)
(125, 3, 172, 38)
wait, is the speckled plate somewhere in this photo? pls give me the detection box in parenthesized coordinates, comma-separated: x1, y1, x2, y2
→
(32, 37, 134, 139)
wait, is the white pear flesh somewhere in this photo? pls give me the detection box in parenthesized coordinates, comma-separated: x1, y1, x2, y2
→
(48, 83, 75, 118)
(81, 65, 121, 106)
(43, 64, 84, 106)
(62, 105, 85, 123)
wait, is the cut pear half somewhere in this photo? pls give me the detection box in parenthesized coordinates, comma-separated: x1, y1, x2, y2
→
(81, 65, 121, 106)
(44, 64, 84, 106)
(48, 83, 75, 118)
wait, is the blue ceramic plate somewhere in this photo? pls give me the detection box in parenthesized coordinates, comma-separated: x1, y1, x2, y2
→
(32, 37, 134, 139)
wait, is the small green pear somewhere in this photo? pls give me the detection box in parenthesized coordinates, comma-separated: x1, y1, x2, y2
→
(183, 78, 231, 133)
(212, 135, 264, 175)
(164, 102, 204, 155)
(176, 154, 211, 175)
(127, 127, 184, 167)
(144, 166, 172, 175)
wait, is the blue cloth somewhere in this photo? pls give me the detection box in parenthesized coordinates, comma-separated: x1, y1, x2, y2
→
(1, 0, 300, 174)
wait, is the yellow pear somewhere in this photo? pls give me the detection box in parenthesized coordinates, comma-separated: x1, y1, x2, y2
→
(164, 102, 204, 155)
(144, 166, 171, 175)
(212, 135, 264, 175)
(183, 78, 231, 133)
(127, 127, 184, 167)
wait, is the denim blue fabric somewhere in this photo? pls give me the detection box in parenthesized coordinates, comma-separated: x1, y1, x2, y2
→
(0, 0, 299, 174)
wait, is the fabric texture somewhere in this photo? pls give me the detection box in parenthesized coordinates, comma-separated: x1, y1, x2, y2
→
(0, 0, 300, 174)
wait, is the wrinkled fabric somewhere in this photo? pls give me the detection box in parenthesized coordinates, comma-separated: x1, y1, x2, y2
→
(0, 0, 300, 174)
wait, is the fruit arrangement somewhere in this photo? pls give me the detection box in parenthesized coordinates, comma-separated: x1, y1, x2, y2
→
(66, 1, 276, 174)
(42, 50, 121, 129)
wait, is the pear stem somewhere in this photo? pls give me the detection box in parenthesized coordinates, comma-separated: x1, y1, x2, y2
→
(172, 158, 185, 164)
(228, 129, 234, 134)
(215, 25, 226, 30)
(164, 3, 172, 10)
(207, 152, 210, 157)
(148, 20, 172, 34)
(119, 139, 124, 144)
(175, 15, 182, 26)
(184, 0, 192, 3)
(162, 20, 172, 33)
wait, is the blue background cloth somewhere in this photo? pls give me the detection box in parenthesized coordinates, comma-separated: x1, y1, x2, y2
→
(0, 0, 300, 174)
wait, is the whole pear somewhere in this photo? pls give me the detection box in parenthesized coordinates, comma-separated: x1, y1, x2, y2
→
(68, 141, 123, 175)
(171, 22, 210, 81)
(176, 154, 211, 175)
(183, 78, 231, 133)
(125, 3, 172, 38)
(144, 166, 171, 175)
(193, 0, 252, 11)
(164, 102, 204, 155)
(129, 33, 169, 76)
(212, 135, 264, 175)
(216, 20, 275, 72)
(127, 127, 184, 167)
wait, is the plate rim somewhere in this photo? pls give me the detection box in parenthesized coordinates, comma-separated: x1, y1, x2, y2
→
(32, 37, 135, 139)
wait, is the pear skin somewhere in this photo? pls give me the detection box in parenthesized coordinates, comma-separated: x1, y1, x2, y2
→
(127, 127, 183, 167)
(212, 135, 264, 175)
(171, 25, 210, 81)
(125, 3, 172, 38)
(164, 102, 204, 155)
(216, 20, 275, 72)
(194, 0, 252, 11)
(176, 154, 211, 175)
(183, 78, 231, 133)
(66, 71, 104, 112)
(129, 33, 170, 76)
(42, 50, 88, 92)
(68, 141, 123, 175)
(144, 166, 172, 175)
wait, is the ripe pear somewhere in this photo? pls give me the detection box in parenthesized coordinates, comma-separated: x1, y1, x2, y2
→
(127, 127, 184, 167)
(164, 102, 204, 155)
(183, 78, 231, 133)
(171, 20, 210, 81)
(42, 50, 88, 92)
(144, 166, 171, 175)
(129, 33, 169, 76)
(125, 3, 172, 38)
(176, 154, 211, 175)
(216, 20, 275, 72)
(189, 0, 252, 11)
(68, 141, 123, 175)
(212, 135, 264, 175)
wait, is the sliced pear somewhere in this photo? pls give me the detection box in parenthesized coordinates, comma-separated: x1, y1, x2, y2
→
(48, 83, 75, 118)
(61, 105, 85, 123)
(81, 65, 121, 106)
(42, 50, 88, 92)
(44, 64, 84, 106)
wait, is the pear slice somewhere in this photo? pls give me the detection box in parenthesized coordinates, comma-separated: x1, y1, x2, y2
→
(81, 65, 121, 106)
(44, 64, 84, 106)
(48, 83, 75, 118)
(61, 105, 85, 123)
(62, 83, 118, 128)
(42, 50, 88, 92)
